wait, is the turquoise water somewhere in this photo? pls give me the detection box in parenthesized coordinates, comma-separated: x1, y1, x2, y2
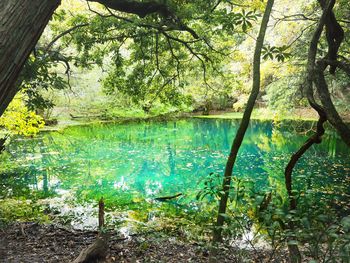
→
(0, 119, 349, 228)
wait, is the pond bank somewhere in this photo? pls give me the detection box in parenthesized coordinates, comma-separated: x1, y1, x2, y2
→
(41, 108, 316, 131)
(42, 107, 350, 132)
(0, 222, 288, 263)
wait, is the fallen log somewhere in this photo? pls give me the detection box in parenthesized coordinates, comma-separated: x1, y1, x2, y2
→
(69, 113, 106, 120)
(154, 193, 182, 201)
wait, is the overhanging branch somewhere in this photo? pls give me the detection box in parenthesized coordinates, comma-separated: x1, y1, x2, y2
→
(87, 0, 173, 18)
(87, 0, 199, 39)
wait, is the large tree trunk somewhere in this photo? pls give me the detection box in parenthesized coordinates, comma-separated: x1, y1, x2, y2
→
(0, 0, 61, 116)
(212, 0, 274, 243)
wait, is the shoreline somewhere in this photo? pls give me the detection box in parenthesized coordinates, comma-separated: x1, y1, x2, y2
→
(41, 107, 326, 132)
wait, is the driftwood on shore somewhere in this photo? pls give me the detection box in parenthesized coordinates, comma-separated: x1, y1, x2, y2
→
(69, 113, 106, 120)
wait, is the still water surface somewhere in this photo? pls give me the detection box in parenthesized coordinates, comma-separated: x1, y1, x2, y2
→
(1, 119, 349, 228)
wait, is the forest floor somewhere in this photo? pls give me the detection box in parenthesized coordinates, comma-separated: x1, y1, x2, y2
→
(0, 222, 288, 263)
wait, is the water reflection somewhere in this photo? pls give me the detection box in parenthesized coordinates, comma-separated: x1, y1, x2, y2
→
(0, 119, 349, 211)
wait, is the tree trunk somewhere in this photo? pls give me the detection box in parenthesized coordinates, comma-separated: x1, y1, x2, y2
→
(315, 61, 350, 147)
(72, 197, 108, 263)
(0, 0, 61, 116)
(284, 110, 326, 263)
(283, 1, 336, 262)
(212, 0, 274, 243)
(315, 0, 350, 147)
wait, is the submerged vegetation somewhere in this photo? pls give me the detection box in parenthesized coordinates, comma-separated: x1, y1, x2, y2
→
(0, 0, 349, 262)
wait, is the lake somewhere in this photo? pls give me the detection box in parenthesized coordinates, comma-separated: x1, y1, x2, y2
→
(0, 118, 349, 229)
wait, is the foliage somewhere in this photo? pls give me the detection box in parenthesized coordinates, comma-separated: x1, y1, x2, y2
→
(196, 172, 223, 201)
(262, 45, 291, 62)
(42, 0, 268, 114)
(0, 199, 50, 227)
(264, 75, 305, 111)
(19, 0, 350, 117)
(20, 50, 69, 112)
(0, 96, 45, 136)
(195, 171, 350, 261)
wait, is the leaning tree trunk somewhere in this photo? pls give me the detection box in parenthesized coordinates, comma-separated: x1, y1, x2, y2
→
(0, 0, 61, 116)
(212, 0, 274, 243)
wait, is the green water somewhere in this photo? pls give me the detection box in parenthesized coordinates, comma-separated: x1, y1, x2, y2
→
(0, 119, 349, 228)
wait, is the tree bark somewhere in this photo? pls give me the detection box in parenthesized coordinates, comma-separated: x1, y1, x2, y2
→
(90, 0, 174, 18)
(0, 0, 61, 116)
(0, 137, 7, 154)
(212, 0, 274, 243)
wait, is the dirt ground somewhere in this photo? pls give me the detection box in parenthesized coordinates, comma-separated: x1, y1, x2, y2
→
(0, 223, 288, 263)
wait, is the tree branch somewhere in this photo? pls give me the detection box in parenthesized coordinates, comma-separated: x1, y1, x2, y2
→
(87, 0, 199, 38)
(88, 0, 173, 18)
(46, 23, 89, 51)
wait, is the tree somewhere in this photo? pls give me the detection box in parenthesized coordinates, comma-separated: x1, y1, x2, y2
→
(284, 0, 350, 261)
(213, 0, 275, 243)
(47, 1, 262, 114)
(0, 0, 202, 117)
